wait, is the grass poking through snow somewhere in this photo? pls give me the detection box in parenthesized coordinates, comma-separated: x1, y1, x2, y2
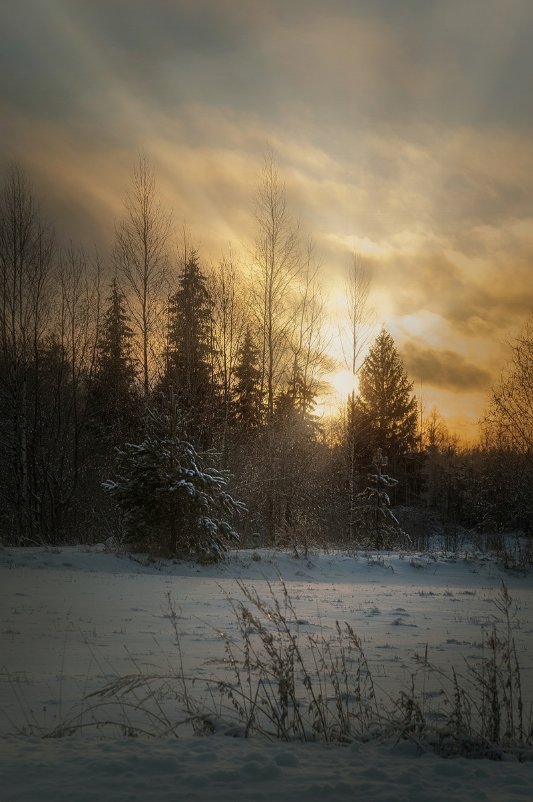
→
(21, 579, 533, 760)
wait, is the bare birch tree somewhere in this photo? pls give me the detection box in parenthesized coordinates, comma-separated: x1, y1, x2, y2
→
(251, 154, 301, 423)
(114, 154, 171, 397)
(343, 252, 373, 378)
(342, 252, 374, 539)
(58, 246, 102, 483)
(209, 248, 247, 433)
(0, 163, 55, 542)
(486, 316, 533, 452)
(25, 246, 103, 540)
(288, 243, 333, 415)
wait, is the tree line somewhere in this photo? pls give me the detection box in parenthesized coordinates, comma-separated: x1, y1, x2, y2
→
(1, 156, 531, 558)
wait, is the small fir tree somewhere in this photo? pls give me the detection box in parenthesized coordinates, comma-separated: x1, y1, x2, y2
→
(354, 448, 410, 549)
(103, 403, 245, 561)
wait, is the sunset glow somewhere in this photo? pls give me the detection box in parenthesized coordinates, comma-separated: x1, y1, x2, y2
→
(2, 1, 532, 437)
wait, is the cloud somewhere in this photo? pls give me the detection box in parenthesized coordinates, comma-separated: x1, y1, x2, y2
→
(401, 342, 492, 391)
(4, 0, 533, 135)
(1, 0, 532, 434)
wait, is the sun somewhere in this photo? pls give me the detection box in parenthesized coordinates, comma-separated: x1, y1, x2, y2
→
(329, 368, 359, 401)
(315, 368, 359, 417)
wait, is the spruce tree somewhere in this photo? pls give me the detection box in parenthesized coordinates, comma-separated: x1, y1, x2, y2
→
(90, 279, 138, 440)
(233, 328, 262, 428)
(354, 448, 410, 549)
(161, 249, 215, 441)
(103, 402, 245, 561)
(354, 329, 418, 463)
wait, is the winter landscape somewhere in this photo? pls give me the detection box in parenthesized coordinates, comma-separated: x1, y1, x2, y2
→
(2, 544, 533, 801)
(3, 1, 533, 800)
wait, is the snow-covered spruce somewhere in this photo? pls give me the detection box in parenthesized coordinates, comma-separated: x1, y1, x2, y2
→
(354, 448, 411, 549)
(103, 430, 245, 561)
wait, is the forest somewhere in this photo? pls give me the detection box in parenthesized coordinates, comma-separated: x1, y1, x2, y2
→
(1, 155, 532, 562)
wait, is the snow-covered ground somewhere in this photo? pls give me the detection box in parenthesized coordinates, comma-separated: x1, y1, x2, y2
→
(2, 545, 533, 801)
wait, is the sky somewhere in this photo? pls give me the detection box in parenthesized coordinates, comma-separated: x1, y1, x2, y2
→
(1, 0, 533, 438)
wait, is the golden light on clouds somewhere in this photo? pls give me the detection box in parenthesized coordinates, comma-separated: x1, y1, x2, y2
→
(2, 0, 532, 438)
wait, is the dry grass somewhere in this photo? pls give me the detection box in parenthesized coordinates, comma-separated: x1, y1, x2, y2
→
(15, 580, 533, 760)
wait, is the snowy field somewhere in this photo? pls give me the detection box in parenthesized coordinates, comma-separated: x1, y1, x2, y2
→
(2, 544, 533, 801)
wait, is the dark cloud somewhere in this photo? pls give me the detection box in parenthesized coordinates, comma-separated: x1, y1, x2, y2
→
(2, 0, 533, 133)
(401, 342, 492, 391)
